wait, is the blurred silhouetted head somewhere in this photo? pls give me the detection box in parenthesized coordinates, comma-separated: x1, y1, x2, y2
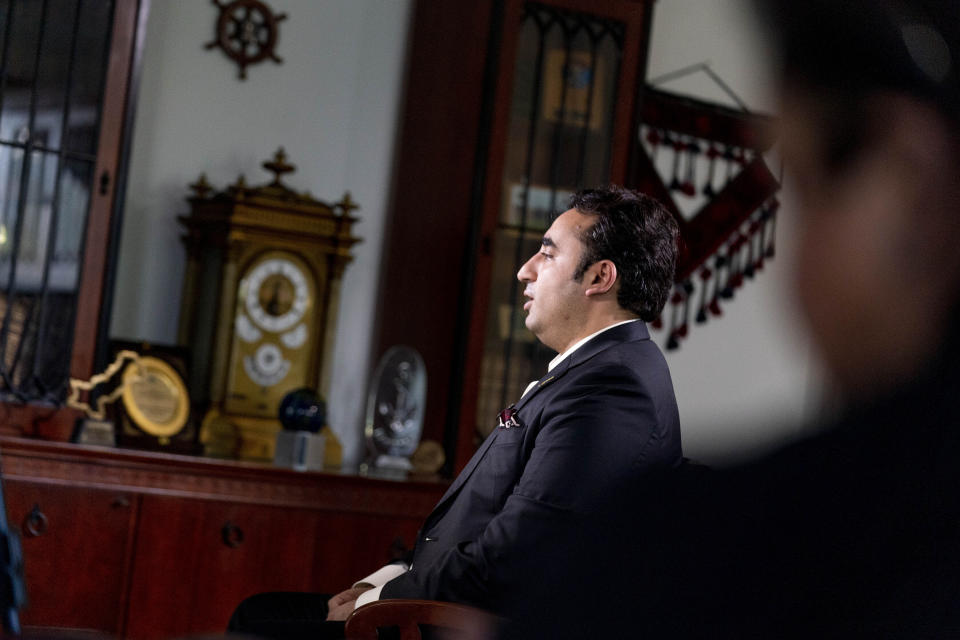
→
(756, 0, 960, 400)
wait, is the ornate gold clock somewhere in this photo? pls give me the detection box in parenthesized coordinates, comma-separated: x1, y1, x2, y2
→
(177, 148, 359, 460)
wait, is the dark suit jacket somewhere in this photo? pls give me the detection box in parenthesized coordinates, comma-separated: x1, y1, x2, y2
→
(380, 321, 682, 611)
(506, 323, 960, 638)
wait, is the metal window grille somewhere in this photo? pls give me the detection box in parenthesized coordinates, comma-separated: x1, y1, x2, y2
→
(0, 0, 115, 404)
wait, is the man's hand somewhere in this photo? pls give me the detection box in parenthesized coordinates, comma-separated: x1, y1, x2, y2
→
(326, 586, 372, 621)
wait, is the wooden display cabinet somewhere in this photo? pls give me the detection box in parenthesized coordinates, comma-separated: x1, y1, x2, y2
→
(1, 437, 445, 638)
(5, 480, 137, 633)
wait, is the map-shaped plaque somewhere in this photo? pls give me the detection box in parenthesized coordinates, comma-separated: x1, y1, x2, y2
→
(365, 346, 427, 470)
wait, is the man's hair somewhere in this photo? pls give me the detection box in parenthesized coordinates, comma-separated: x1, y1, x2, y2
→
(756, 0, 960, 170)
(568, 186, 678, 322)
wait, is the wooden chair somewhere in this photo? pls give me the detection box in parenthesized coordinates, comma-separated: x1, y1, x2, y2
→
(344, 599, 498, 640)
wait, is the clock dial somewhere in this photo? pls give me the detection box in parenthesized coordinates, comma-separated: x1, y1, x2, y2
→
(281, 323, 307, 349)
(243, 343, 291, 387)
(225, 251, 319, 418)
(235, 314, 262, 343)
(244, 257, 309, 333)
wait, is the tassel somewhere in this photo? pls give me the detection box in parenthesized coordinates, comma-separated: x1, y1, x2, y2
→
(665, 288, 683, 350)
(695, 267, 712, 323)
(680, 141, 700, 197)
(678, 280, 694, 338)
(754, 210, 767, 272)
(703, 145, 719, 197)
(723, 145, 737, 184)
(744, 219, 759, 279)
(666, 331, 680, 351)
(708, 254, 725, 316)
(645, 127, 662, 163)
(721, 240, 738, 299)
(730, 235, 745, 291)
(667, 135, 683, 191)
(764, 199, 780, 259)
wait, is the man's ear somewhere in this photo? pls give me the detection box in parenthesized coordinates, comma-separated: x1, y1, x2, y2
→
(584, 259, 618, 297)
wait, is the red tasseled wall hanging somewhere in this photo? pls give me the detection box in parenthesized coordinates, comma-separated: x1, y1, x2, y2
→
(632, 85, 781, 350)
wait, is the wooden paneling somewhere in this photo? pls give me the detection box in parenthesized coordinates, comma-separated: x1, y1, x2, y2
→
(7, 481, 138, 633)
(309, 511, 422, 594)
(125, 496, 321, 639)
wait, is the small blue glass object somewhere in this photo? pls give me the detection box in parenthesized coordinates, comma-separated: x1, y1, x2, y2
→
(278, 387, 326, 432)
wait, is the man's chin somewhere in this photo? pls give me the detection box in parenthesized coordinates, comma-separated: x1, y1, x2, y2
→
(524, 316, 537, 334)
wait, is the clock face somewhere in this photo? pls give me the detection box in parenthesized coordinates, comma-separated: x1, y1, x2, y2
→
(225, 251, 319, 418)
(244, 257, 309, 333)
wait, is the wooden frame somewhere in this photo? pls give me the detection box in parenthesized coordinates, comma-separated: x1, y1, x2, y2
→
(0, 0, 151, 441)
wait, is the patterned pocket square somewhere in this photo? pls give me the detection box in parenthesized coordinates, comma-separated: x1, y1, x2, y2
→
(497, 405, 520, 429)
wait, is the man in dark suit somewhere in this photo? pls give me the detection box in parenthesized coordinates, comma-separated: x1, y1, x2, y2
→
(337, 186, 682, 615)
(229, 186, 682, 635)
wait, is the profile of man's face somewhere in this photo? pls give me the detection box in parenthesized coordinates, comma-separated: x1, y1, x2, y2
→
(516, 209, 593, 353)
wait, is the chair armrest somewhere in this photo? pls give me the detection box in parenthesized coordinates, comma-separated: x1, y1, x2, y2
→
(344, 599, 498, 640)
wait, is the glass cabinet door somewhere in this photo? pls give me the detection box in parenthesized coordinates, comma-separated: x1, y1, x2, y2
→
(474, 3, 629, 438)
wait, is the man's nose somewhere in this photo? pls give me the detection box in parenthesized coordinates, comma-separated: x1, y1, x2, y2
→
(517, 255, 536, 282)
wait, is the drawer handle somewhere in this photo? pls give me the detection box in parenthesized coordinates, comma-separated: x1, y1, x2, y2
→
(221, 521, 244, 548)
(23, 504, 48, 538)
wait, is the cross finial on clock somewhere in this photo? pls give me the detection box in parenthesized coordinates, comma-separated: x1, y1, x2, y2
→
(189, 173, 214, 199)
(336, 191, 358, 217)
(263, 147, 296, 186)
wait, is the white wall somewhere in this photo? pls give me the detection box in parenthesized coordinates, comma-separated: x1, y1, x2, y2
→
(647, 0, 823, 463)
(110, 0, 412, 466)
(112, 0, 820, 468)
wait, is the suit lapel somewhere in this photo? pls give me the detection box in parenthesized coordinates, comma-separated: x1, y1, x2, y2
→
(513, 359, 567, 411)
(426, 321, 650, 520)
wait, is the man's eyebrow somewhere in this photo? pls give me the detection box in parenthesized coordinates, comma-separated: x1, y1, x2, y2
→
(541, 236, 556, 249)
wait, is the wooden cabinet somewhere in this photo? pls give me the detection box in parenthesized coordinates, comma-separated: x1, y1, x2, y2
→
(126, 496, 321, 639)
(0, 437, 445, 638)
(7, 481, 137, 633)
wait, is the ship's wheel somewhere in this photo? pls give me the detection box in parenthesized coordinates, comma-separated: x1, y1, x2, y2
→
(205, 0, 287, 80)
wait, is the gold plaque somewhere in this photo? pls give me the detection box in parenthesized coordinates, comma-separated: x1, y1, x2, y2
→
(121, 356, 190, 441)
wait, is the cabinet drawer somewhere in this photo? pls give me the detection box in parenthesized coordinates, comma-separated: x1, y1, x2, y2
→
(125, 495, 321, 639)
(5, 480, 137, 633)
